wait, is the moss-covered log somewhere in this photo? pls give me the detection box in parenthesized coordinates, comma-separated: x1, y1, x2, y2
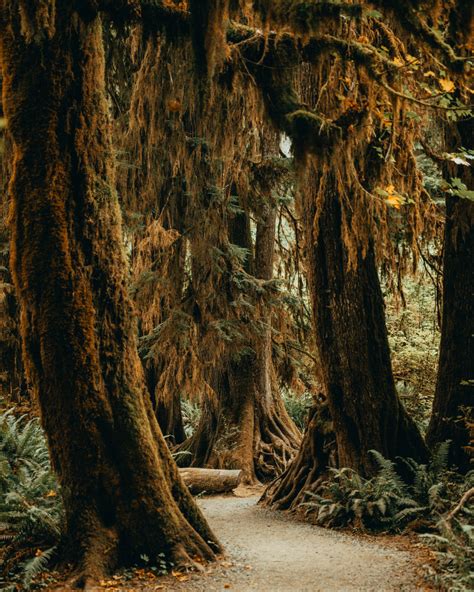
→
(0, 1, 220, 584)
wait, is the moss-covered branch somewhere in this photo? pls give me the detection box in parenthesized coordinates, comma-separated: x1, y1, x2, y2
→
(252, 0, 363, 33)
(96, 0, 465, 73)
(369, 0, 468, 71)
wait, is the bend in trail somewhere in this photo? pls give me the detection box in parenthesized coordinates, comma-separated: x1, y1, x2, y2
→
(169, 495, 426, 592)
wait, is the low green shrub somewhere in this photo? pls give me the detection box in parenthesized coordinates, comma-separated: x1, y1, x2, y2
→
(0, 410, 63, 590)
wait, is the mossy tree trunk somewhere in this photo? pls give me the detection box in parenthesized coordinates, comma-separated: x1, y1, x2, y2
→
(0, 124, 25, 401)
(264, 172, 428, 508)
(180, 205, 300, 484)
(1, 1, 219, 584)
(427, 119, 474, 471)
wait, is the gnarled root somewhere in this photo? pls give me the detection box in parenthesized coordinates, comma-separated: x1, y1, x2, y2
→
(260, 403, 336, 510)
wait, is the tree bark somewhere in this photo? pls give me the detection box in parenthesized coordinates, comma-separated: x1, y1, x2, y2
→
(264, 170, 427, 508)
(309, 189, 427, 474)
(0, 110, 25, 401)
(0, 2, 219, 583)
(426, 119, 474, 471)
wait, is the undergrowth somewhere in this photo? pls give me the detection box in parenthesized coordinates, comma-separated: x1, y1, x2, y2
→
(0, 410, 62, 590)
(303, 445, 473, 590)
(282, 388, 312, 431)
(0, 407, 186, 590)
(181, 399, 201, 437)
(384, 272, 440, 433)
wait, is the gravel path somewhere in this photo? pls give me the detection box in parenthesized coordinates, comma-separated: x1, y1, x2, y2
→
(168, 495, 426, 592)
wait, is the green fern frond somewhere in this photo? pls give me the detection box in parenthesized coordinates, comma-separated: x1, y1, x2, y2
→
(22, 546, 56, 589)
(430, 440, 451, 477)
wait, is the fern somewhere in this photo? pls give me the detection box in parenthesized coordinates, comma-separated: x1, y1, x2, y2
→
(430, 440, 450, 477)
(302, 446, 473, 590)
(21, 546, 56, 589)
(0, 408, 63, 588)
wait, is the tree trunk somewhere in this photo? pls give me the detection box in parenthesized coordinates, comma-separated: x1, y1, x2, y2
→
(0, 2, 219, 584)
(264, 171, 427, 508)
(179, 206, 300, 483)
(310, 191, 427, 473)
(427, 119, 474, 471)
(0, 112, 26, 401)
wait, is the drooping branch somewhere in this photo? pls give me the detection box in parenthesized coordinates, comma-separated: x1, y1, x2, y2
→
(369, 0, 469, 71)
(252, 0, 363, 32)
(95, 0, 466, 75)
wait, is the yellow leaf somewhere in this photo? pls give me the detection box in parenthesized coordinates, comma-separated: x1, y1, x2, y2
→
(392, 57, 404, 68)
(46, 489, 57, 497)
(385, 195, 403, 209)
(423, 70, 436, 78)
(439, 78, 455, 92)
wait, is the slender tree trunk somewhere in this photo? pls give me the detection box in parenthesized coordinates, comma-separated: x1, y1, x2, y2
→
(253, 205, 302, 479)
(264, 171, 427, 508)
(1, 2, 219, 584)
(181, 206, 300, 483)
(427, 119, 474, 471)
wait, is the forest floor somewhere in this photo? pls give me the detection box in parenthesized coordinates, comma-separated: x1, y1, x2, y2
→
(43, 492, 435, 592)
(145, 493, 433, 592)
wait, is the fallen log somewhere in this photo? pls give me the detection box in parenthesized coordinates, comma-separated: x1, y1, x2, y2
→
(179, 468, 242, 495)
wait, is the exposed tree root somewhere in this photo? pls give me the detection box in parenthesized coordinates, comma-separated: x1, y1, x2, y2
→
(260, 403, 336, 510)
(177, 386, 301, 485)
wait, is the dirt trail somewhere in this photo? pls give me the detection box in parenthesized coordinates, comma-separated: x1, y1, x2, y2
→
(169, 495, 427, 592)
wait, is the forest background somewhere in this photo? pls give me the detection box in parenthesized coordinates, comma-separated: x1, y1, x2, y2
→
(0, 1, 472, 590)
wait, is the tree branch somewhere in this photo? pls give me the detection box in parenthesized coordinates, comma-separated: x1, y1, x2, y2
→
(369, 0, 467, 71)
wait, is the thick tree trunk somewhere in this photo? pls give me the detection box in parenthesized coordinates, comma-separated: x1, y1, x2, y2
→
(426, 119, 474, 471)
(309, 192, 427, 473)
(0, 117, 25, 401)
(264, 172, 427, 508)
(426, 197, 473, 471)
(1, 2, 219, 584)
(179, 206, 300, 483)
